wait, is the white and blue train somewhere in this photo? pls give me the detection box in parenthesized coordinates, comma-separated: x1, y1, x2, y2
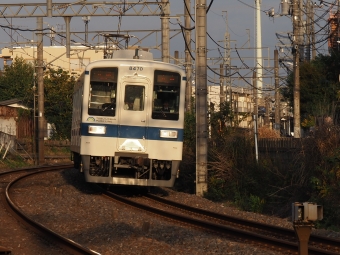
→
(70, 49, 186, 187)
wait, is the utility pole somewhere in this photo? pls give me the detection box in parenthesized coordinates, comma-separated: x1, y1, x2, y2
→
(184, 0, 192, 112)
(293, 0, 301, 138)
(265, 96, 270, 127)
(305, 0, 321, 61)
(274, 49, 280, 131)
(64, 16, 71, 58)
(310, 1, 323, 60)
(33, 73, 37, 165)
(223, 11, 233, 125)
(222, 11, 231, 106)
(311, 4, 316, 60)
(37, 17, 45, 165)
(82, 16, 91, 45)
(49, 26, 55, 46)
(253, 71, 258, 124)
(161, 0, 170, 63)
(220, 64, 224, 104)
(255, 0, 263, 101)
(305, 0, 311, 62)
(195, 0, 208, 196)
(253, 71, 258, 162)
(56, 24, 65, 45)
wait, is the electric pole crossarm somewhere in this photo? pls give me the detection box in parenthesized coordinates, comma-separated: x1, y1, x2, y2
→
(0, 2, 163, 18)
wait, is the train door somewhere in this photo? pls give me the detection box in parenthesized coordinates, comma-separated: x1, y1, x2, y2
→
(117, 80, 148, 152)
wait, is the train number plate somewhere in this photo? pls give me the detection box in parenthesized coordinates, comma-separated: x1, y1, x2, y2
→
(129, 66, 144, 71)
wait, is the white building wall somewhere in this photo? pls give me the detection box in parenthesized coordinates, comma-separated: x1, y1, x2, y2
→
(0, 117, 17, 136)
(0, 46, 106, 75)
(192, 85, 254, 128)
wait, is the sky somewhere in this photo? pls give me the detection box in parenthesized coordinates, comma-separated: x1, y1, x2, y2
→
(0, 0, 333, 92)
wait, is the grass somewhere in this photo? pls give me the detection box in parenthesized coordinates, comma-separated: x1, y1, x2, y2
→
(0, 143, 71, 170)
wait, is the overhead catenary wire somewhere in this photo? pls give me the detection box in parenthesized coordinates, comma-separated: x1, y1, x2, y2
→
(0, 0, 335, 96)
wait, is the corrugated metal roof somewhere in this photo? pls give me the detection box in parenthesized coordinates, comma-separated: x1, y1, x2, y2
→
(0, 98, 22, 106)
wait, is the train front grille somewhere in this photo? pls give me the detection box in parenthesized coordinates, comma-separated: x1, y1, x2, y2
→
(89, 156, 110, 177)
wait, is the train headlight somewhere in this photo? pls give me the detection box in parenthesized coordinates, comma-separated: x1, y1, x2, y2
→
(88, 125, 106, 134)
(160, 130, 177, 138)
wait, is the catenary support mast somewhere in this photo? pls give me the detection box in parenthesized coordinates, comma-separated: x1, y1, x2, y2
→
(195, 0, 208, 196)
(293, 0, 301, 138)
(161, 0, 170, 63)
(255, 0, 263, 100)
(37, 17, 45, 164)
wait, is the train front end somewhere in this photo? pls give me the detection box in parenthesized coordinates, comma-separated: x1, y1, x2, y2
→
(71, 50, 186, 187)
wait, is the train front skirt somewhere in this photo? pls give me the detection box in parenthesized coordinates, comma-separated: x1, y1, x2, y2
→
(81, 154, 180, 187)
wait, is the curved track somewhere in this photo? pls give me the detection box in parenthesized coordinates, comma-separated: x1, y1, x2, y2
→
(1, 165, 100, 255)
(2, 167, 339, 254)
(144, 193, 340, 254)
(101, 189, 340, 255)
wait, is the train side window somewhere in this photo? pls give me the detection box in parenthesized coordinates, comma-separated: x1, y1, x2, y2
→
(124, 85, 145, 111)
(152, 70, 180, 120)
(88, 67, 118, 116)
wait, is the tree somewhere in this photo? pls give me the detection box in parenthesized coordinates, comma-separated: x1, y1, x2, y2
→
(0, 56, 34, 104)
(0, 57, 75, 140)
(209, 101, 233, 137)
(43, 68, 75, 140)
(282, 53, 340, 127)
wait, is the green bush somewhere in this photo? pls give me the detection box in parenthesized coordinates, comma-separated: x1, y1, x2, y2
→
(248, 194, 265, 213)
(179, 117, 340, 231)
(203, 177, 228, 201)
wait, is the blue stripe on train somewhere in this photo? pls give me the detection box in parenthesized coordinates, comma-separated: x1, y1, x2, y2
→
(80, 123, 184, 142)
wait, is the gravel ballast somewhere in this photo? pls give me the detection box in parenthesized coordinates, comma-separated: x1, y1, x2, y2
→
(1, 167, 339, 255)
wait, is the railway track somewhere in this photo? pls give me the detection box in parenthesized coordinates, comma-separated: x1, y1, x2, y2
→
(102, 188, 340, 255)
(2, 167, 339, 254)
(145, 193, 340, 254)
(0, 165, 100, 255)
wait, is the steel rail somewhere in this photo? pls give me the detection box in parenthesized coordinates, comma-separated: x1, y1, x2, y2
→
(102, 189, 339, 255)
(4, 164, 100, 255)
(145, 193, 340, 253)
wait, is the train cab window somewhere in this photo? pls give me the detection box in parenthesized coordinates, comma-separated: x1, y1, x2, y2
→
(152, 70, 181, 120)
(124, 85, 145, 111)
(88, 67, 118, 116)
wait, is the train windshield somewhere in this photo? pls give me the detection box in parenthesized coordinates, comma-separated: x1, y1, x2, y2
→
(152, 70, 181, 120)
(123, 85, 145, 111)
(88, 67, 118, 116)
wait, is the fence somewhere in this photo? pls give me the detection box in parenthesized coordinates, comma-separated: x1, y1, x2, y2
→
(0, 131, 32, 160)
(44, 140, 70, 147)
(258, 138, 312, 151)
(0, 131, 16, 149)
(0, 135, 71, 160)
(257, 137, 316, 164)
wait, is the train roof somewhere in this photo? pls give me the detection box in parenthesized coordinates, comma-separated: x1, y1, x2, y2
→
(86, 50, 185, 71)
(111, 49, 153, 60)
